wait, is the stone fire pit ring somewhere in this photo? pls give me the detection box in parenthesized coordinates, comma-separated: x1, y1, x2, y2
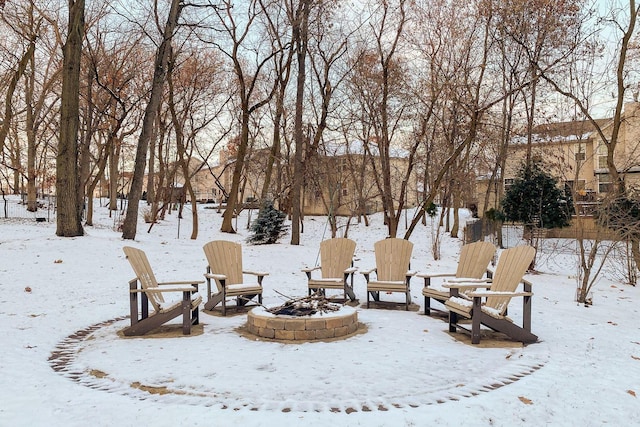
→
(246, 305, 359, 341)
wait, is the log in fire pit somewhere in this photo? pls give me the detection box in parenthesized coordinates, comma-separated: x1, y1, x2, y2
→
(246, 295, 359, 342)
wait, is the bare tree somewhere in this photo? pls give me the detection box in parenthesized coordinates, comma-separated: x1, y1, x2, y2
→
(84, 27, 145, 225)
(122, 0, 182, 240)
(203, 0, 280, 233)
(56, 0, 84, 237)
(0, 1, 62, 212)
(166, 45, 224, 239)
(289, 0, 311, 244)
(258, 0, 295, 203)
(0, 3, 38, 158)
(404, 1, 499, 239)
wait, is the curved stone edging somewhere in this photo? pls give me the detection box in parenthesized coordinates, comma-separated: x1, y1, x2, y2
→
(48, 316, 548, 412)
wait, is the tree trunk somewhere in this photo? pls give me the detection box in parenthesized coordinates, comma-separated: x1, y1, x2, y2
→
(631, 238, 640, 275)
(451, 206, 459, 238)
(261, 97, 283, 201)
(147, 136, 156, 204)
(77, 67, 96, 222)
(108, 140, 119, 211)
(290, 0, 310, 245)
(167, 61, 198, 239)
(221, 114, 250, 233)
(56, 0, 85, 237)
(85, 140, 110, 226)
(122, 0, 181, 240)
(0, 35, 35, 155)
(25, 48, 37, 212)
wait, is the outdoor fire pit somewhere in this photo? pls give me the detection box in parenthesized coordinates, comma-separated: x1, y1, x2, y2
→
(246, 295, 359, 341)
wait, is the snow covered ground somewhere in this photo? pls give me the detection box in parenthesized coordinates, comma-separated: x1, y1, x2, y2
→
(1, 200, 639, 426)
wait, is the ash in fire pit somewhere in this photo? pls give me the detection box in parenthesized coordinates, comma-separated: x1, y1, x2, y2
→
(267, 294, 342, 317)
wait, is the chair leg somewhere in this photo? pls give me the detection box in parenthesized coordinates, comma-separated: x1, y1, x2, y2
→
(192, 303, 199, 326)
(222, 291, 227, 316)
(129, 279, 139, 327)
(471, 297, 482, 344)
(141, 293, 149, 320)
(523, 294, 532, 332)
(449, 311, 458, 333)
(423, 277, 431, 315)
(182, 291, 191, 335)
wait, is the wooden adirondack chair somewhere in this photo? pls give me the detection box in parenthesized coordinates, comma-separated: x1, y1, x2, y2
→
(122, 246, 203, 336)
(361, 238, 415, 310)
(444, 245, 537, 345)
(418, 241, 496, 316)
(302, 237, 358, 302)
(202, 240, 268, 316)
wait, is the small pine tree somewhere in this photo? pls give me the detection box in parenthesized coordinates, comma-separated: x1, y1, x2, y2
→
(248, 200, 288, 244)
(501, 158, 573, 229)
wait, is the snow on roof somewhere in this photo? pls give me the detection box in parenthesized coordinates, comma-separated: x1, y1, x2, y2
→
(321, 140, 409, 158)
(510, 119, 611, 145)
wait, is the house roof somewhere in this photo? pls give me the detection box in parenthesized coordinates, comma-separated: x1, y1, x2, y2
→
(511, 118, 611, 145)
(321, 140, 409, 158)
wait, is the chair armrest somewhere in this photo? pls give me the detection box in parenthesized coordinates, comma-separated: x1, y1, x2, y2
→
(157, 280, 204, 285)
(131, 285, 197, 293)
(416, 272, 455, 279)
(360, 267, 376, 283)
(443, 282, 493, 289)
(467, 290, 533, 298)
(243, 270, 269, 277)
(446, 277, 492, 283)
(301, 266, 322, 273)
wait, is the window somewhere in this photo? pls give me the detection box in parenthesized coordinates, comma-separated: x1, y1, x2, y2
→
(574, 143, 585, 161)
(598, 174, 612, 193)
(504, 178, 514, 193)
(598, 156, 608, 169)
(597, 143, 608, 169)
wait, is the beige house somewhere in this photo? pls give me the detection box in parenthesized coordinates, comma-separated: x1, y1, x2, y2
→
(302, 141, 420, 216)
(477, 102, 640, 217)
(189, 140, 420, 216)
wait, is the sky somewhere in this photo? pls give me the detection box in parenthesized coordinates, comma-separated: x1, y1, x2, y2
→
(1, 198, 639, 426)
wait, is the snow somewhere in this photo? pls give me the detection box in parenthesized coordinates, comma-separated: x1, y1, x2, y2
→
(1, 200, 640, 426)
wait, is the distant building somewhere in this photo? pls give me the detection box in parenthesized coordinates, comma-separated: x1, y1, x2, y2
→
(476, 102, 640, 217)
(188, 140, 420, 216)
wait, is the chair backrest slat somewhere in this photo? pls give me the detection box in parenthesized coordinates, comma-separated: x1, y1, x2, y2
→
(374, 238, 413, 281)
(320, 238, 356, 279)
(486, 245, 535, 314)
(123, 246, 164, 310)
(455, 241, 496, 279)
(203, 241, 244, 287)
